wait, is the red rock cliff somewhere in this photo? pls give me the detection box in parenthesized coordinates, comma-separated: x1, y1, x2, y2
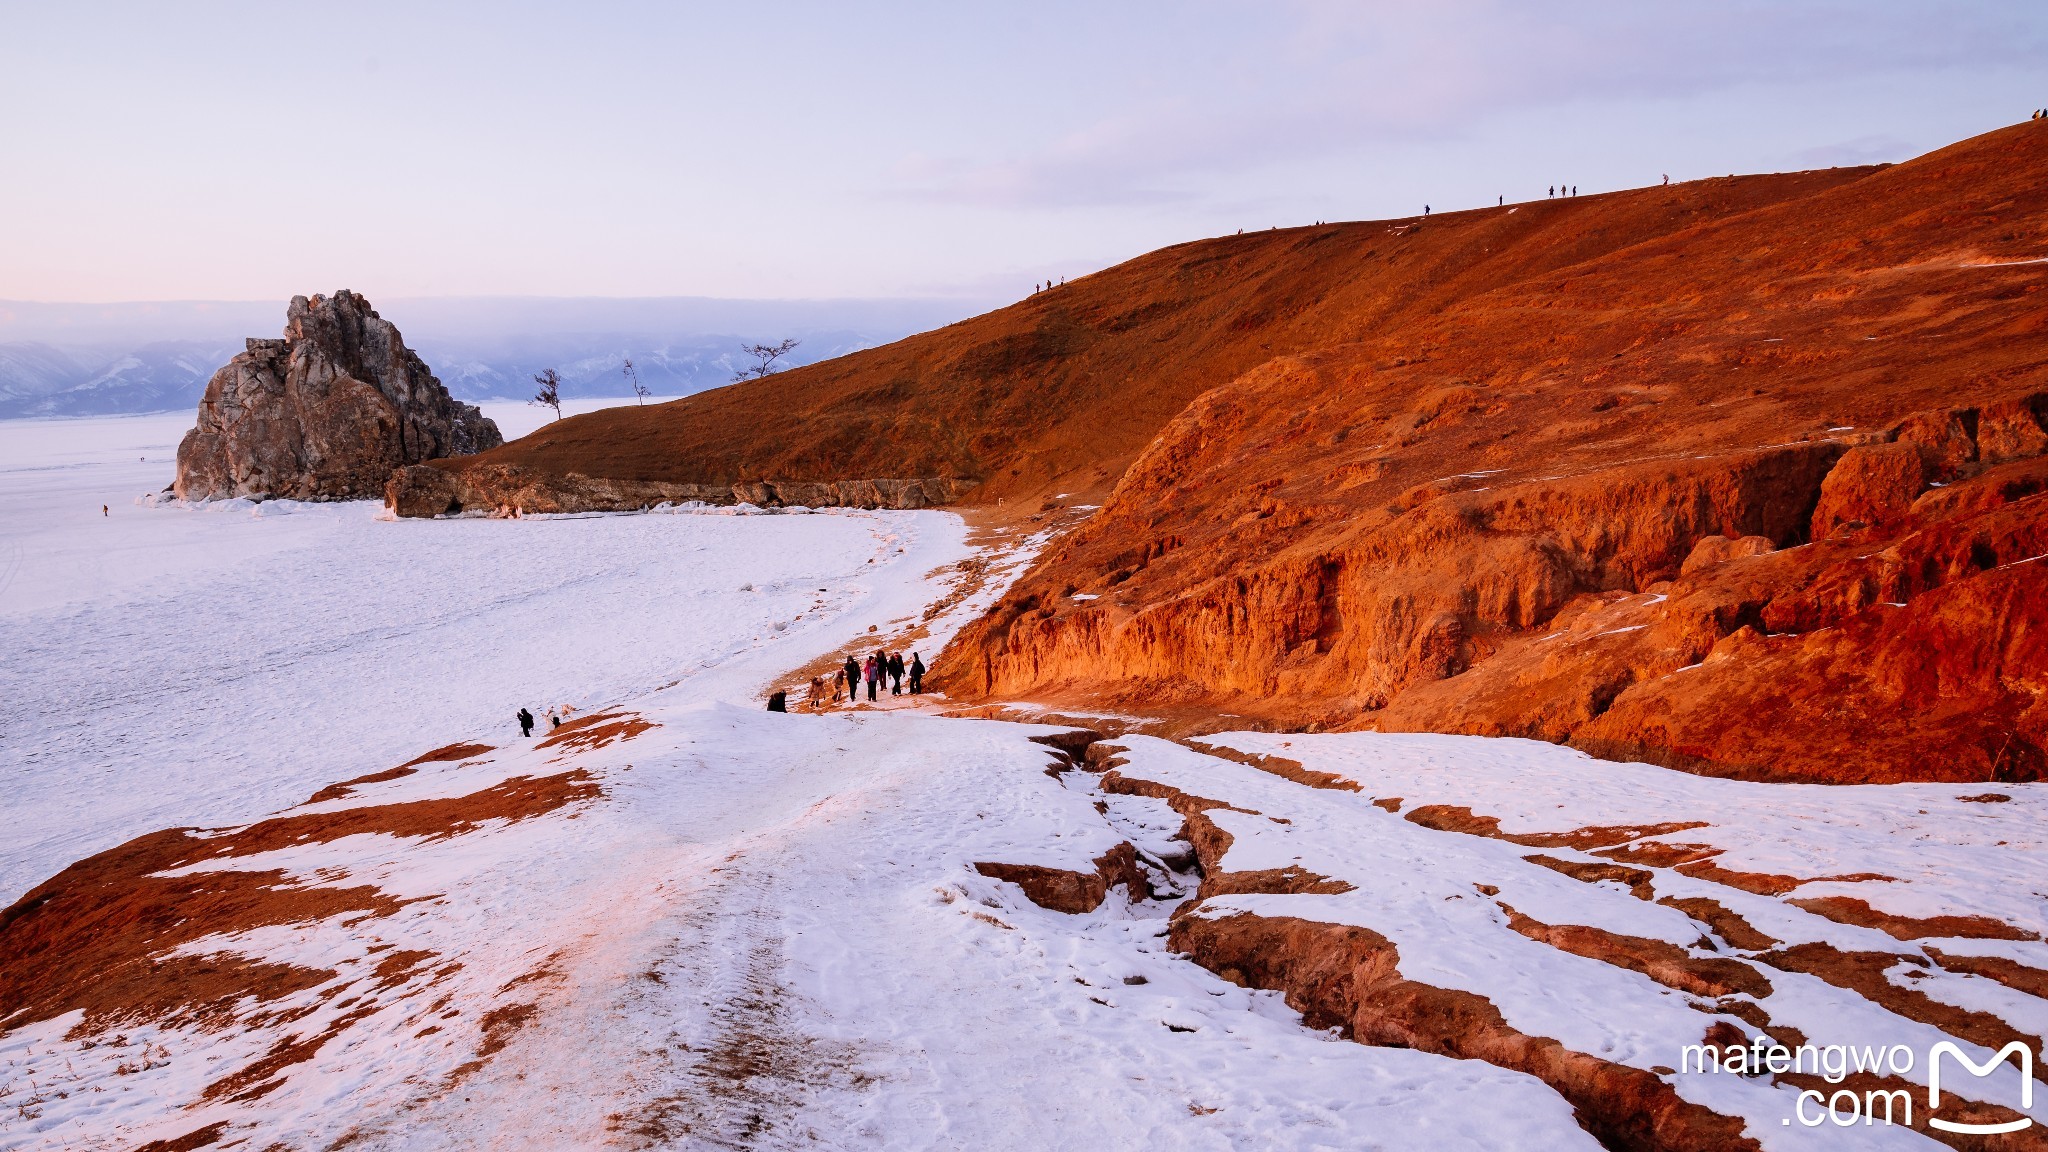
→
(941, 122, 2048, 784)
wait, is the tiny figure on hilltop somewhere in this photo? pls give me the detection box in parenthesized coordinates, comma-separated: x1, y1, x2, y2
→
(102, 504, 108, 516)
(1548, 186, 1554, 198)
(518, 707, 534, 737)
(909, 652, 926, 694)
(1423, 205, 1430, 216)
(1662, 173, 1670, 185)
(1572, 185, 1578, 196)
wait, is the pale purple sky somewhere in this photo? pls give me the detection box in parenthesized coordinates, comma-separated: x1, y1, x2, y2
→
(2, 1, 2043, 303)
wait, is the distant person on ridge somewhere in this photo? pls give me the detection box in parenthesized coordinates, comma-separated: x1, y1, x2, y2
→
(1547, 186, 1554, 198)
(1572, 185, 1578, 196)
(888, 651, 905, 695)
(517, 707, 534, 737)
(1423, 205, 1430, 216)
(102, 504, 108, 516)
(909, 652, 925, 694)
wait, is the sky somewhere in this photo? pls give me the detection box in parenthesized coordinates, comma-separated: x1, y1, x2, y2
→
(2, 1, 2044, 304)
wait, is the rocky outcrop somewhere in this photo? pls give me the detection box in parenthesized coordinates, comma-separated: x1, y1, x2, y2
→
(174, 291, 501, 501)
(386, 463, 968, 518)
(949, 384, 2048, 783)
(934, 121, 2048, 785)
(972, 843, 1150, 913)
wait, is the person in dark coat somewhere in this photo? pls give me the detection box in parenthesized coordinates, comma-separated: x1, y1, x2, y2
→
(766, 689, 787, 712)
(863, 654, 880, 701)
(888, 652, 905, 695)
(517, 707, 534, 737)
(908, 652, 925, 694)
(843, 655, 861, 704)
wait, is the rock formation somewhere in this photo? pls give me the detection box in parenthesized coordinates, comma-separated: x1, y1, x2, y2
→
(938, 122, 2048, 785)
(380, 120, 2048, 785)
(385, 465, 968, 518)
(174, 291, 501, 501)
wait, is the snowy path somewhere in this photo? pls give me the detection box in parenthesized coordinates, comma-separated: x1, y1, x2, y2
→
(1, 702, 1591, 1152)
(5, 413, 2045, 1150)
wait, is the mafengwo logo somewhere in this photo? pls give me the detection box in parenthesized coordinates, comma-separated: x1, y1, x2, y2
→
(1681, 1038, 2039, 1132)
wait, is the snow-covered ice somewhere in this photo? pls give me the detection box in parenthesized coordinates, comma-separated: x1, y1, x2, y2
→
(0, 411, 965, 899)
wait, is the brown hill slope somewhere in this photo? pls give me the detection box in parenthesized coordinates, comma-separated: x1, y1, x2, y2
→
(395, 163, 1871, 514)
(942, 121, 2048, 783)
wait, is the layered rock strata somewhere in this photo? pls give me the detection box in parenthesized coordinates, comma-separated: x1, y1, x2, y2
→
(950, 392, 2048, 784)
(386, 465, 968, 518)
(175, 291, 501, 501)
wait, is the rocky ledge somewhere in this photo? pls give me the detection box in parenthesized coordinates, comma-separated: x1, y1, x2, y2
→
(386, 463, 970, 518)
(175, 291, 501, 502)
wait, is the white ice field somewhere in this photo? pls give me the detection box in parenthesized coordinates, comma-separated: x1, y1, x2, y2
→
(2, 410, 2044, 1151)
(0, 401, 930, 898)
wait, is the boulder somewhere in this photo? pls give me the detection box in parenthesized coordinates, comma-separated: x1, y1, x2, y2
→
(1679, 534, 1775, 576)
(1977, 393, 2048, 464)
(174, 291, 501, 501)
(1808, 444, 1925, 539)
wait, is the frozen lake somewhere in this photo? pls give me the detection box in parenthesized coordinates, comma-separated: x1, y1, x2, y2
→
(0, 407, 964, 900)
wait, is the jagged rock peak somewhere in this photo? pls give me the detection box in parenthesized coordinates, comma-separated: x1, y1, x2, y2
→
(174, 291, 502, 501)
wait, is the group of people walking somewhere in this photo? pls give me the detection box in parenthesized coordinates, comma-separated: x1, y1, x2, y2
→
(515, 703, 577, 737)
(791, 649, 926, 711)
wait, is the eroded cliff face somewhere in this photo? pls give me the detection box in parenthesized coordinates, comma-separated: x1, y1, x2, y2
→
(174, 291, 501, 501)
(940, 121, 2048, 785)
(385, 464, 969, 518)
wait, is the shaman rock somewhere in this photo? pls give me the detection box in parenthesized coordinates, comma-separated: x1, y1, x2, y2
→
(174, 291, 501, 501)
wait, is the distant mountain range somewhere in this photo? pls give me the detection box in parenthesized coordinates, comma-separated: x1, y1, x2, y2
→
(0, 295, 985, 418)
(0, 340, 239, 419)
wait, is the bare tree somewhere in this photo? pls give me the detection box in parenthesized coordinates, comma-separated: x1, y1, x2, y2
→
(733, 338, 800, 382)
(531, 368, 563, 421)
(622, 357, 650, 405)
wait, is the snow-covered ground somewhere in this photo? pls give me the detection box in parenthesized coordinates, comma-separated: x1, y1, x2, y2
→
(4, 413, 2044, 1151)
(0, 408, 953, 898)
(1082, 733, 2048, 1147)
